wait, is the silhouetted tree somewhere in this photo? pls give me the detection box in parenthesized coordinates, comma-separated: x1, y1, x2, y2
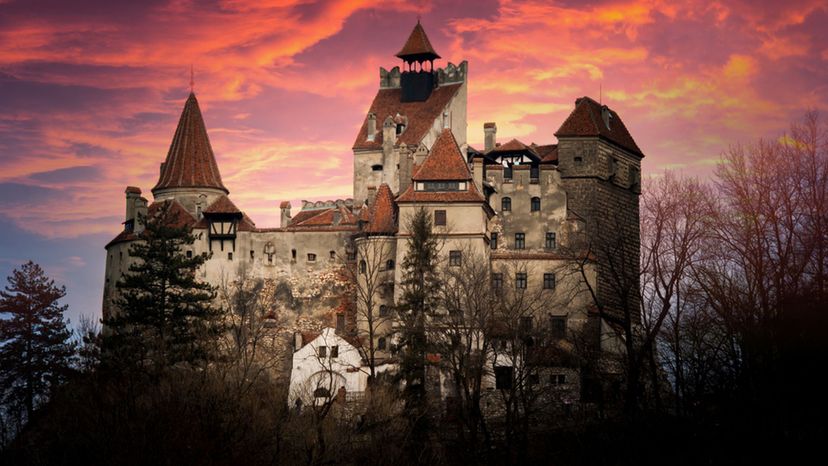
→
(0, 261, 74, 424)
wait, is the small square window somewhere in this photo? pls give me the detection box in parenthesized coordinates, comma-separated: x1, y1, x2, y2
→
(574, 156, 583, 164)
(227, 252, 233, 260)
(434, 210, 447, 226)
(543, 273, 556, 290)
(330, 346, 339, 358)
(545, 232, 557, 250)
(318, 346, 327, 358)
(515, 272, 527, 289)
(449, 250, 462, 267)
(186, 251, 193, 258)
(514, 233, 525, 250)
(307, 253, 316, 262)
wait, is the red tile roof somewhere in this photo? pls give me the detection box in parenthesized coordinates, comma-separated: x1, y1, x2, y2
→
(412, 129, 471, 181)
(105, 199, 196, 248)
(364, 183, 397, 234)
(396, 21, 440, 61)
(203, 195, 242, 215)
(352, 83, 462, 151)
(489, 138, 538, 156)
(534, 144, 558, 163)
(287, 204, 358, 230)
(555, 96, 643, 157)
(152, 93, 229, 194)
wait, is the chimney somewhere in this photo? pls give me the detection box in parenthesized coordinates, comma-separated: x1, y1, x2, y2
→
(382, 116, 396, 151)
(399, 144, 413, 194)
(484, 122, 497, 152)
(473, 158, 484, 194)
(125, 186, 141, 224)
(366, 113, 377, 142)
(280, 201, 292, 228)
(133, 197, 148, 234)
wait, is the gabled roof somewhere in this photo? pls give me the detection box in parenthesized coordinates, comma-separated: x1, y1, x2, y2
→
(396, 21, 441, 61)
(152, 92, 229, 194)
(363, 184, 397, 234)
(489, 138, 537, 156)
(534, 144, 558, 164)
(412, 129, 471, 181)
(352, 83, 462, 151)
(555, 96, 643, 157)
(105, 199, 196, 248)
(203, 195, 242, 215)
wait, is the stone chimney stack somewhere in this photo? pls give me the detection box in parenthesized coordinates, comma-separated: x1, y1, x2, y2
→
(366, 113, 377, 142)
(399, 144, 413, 194)
(133, 197, 148, 234)
(382, 116, 396, 151)
(280, 201, 292, 228)
(125, 186, 141, 224)
(484, 122, 497, 152)
(473, 158, 484, 194)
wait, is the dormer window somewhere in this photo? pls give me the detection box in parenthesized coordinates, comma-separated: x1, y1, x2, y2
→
(417, 181, 465, 191)
(396, 123, 406, 135)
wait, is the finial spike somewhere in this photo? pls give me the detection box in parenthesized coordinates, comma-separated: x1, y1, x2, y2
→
(190, 65, 194, 94)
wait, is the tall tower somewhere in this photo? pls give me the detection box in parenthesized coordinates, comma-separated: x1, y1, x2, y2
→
(351, 21, 468, 207)
(152, 92, 228, 218)
(556, 97, 644, 325)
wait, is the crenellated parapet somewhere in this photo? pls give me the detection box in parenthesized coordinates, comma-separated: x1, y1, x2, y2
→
(380, 66, 401, 89)
(437, 61, 468, 85)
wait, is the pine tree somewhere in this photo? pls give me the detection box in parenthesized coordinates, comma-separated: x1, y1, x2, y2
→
(104, 201, 224, 371)
(396, 207, 440, 452)
(0, 261, 75, 419)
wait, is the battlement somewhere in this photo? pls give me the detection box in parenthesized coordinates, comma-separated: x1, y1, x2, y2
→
(379, 61, 467, 89)
(300, 199, 354, 211)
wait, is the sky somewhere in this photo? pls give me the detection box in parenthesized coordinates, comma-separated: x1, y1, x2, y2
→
(1, 0, 827, 324)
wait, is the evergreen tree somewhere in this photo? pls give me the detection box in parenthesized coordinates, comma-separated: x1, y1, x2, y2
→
(104, 201, 224, 371)
(396, 207, 441, 454)
(0, 261, 75, 419)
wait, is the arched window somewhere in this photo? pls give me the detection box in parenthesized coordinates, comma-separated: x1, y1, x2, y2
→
(386, 259, 395, 270)
(531, 197, 541, 212)
(378, 337, 387, 350)
(502, 197, 512, 212)
(380, 305, 389, 317)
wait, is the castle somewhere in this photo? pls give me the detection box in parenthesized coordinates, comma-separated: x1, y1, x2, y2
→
(103, 22, 643, 406)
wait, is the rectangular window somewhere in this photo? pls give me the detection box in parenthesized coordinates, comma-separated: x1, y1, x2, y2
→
(186, 251, 193, 258)
(550, 316, 566, 339)
(530, 165, 539, 180)
(531, 197, 541, 212)
(330, 346, 339, 358)
(434, 210, 447, 226)
(495, 366, 514, 390)
(515, 272, 527, 289)
(504, 165, 513, 179)
(490, 232, 498, 250)
(347, 251, 356, 261)
(330, 250, 336, 260)
(545, 232, 556, 250)
(551, 374, 567, 385)
(250, 250, 255, 260)
(227, 252, 233, 260)
(543, 273, 556, 290)
(423, 181, 460, 191)
(520, 316, 533, 333)
(379, 305, 389, 317)
(378, 337, 387, 350)
(318, 346, 327, 358)
(449, 250, 462, 266)
(515, 233, 525, 250)
(492, 273, 503, 290)
(307, 253, 316, 262)
(291, 249, 297, 260)
(336, 314, 345, 332)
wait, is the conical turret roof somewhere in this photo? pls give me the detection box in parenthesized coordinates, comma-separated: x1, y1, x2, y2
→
(152, 92, 228, 194)
(396, 21, 441, 61)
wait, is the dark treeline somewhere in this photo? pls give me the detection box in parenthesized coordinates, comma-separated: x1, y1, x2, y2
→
(1, 111, 826, 465)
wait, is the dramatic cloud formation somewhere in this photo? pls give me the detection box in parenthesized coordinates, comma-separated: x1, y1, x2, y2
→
(1, 0, 826, 321)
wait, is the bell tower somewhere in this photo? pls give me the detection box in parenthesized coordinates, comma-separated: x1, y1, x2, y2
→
(396, 20, 440, 102)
